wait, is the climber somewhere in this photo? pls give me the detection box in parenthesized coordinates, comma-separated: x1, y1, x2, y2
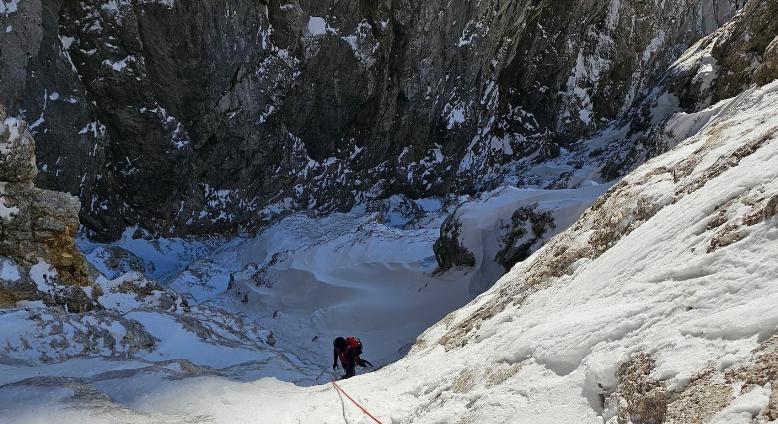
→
(332, 336, 373, 380)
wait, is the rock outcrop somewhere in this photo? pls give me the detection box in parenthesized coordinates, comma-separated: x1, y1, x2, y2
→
(0, 307, 157, 362)
(433, 184, 609, 283)
(0, 0, 745, 240)
(604, 336, 778, 423)
(95, 272, 188, 314)
(604, 354, 668, 423)
(434, 201, 560, 274)
(434, 212, 476, 271)
(398, 72, 778, 424)
(0, 105, 94, 310)
(494, 205, 556, 272)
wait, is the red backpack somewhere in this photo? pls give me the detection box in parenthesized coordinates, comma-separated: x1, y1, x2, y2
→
(345, 337, 363, 356)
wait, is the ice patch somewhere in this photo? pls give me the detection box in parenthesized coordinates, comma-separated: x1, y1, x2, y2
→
(0, 0, 20, 15)
(0, 258, 21, 282)
(307, 17, 327, 36)
(445, 104, 466, 129)
(29, 259, 57, 293)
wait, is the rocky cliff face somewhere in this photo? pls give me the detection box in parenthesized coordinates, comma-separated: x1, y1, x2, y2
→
(433, 0, 778, 274)
(0, 105, 94, 310)
(601, 0, 778, 179)
(0, 0, 744, 240)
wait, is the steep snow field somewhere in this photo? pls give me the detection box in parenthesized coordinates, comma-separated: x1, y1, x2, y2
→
(199, 207, 476, 373)
(1, 69, 777, 424)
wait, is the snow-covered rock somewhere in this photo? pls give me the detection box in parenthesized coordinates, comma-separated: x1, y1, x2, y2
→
(401, 78, 778, 424)
(0, 110, 36, 183)
(600, 0, 778, 180)
(0, 307, 156, 363)
(95, 272, 187, 313)
(434, 184, 611, 292)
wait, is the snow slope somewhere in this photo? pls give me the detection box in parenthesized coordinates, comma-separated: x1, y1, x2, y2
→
(62, 187, 606, 381)
(1, 63, 777, 424)
(206, 207, 476, 370)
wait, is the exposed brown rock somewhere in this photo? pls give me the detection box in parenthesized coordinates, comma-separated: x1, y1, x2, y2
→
(0, 105, 94, 309)
(726, 335, 778, 403)
(665, 369, 732, 424)
(763, 195, 778, 220)
(664, 336, 778, 422)
(0, 289, 16, 308)
(708, 223, 745, 253)
(606, 354, 668, 424)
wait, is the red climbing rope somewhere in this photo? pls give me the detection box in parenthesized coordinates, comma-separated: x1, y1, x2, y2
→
(331, 380, 384, 424)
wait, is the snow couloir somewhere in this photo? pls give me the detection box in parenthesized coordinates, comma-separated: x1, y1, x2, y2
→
(1, 61, 777, 424)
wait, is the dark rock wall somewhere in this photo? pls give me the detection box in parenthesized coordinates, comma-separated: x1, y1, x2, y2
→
(0, 0, 744, 240)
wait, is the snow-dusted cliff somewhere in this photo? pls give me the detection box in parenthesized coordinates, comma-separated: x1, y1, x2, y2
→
(0, 0, 744, 239)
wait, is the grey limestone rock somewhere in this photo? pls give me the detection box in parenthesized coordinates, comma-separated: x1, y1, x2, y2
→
(0, 0, 750, 240)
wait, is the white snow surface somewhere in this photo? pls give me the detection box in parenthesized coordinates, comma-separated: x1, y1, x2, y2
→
(142, 204, 478, 371)
(2, 80, 778, 422)
(0, 257, 21, 282)
(29, 258, 57, 294)
(0, 0, 20, 16)
(307, 17, 328, 36)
